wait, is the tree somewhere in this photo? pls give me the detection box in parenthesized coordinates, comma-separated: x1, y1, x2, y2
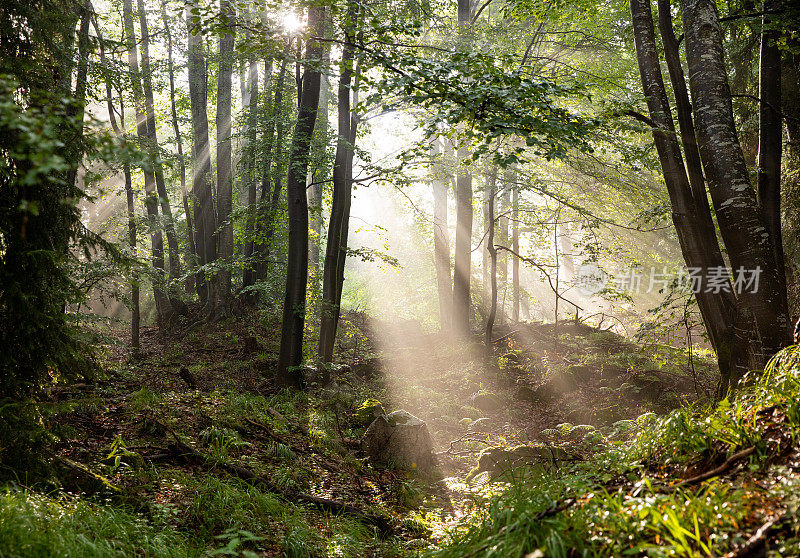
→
(432, 137, 452, 332)
(631, 0, 791, 392)
(123, 0, 173, 328)
(162, 0, 196, 277)
(681, 0, 791, 371)
(511, 176, 520, 322)
(277, 5, 325, 386)
(137, 0, 182, 289)
(186, 2, 216, 309)
(215, 0, 235, 315)
(485, 167, 499, 346)
(452, 0, 474, 337)
(318, 0, 359, 366)
(0, 0, 101, 475)
(757, 0, 784, 291)
(241, 2, 260, 293)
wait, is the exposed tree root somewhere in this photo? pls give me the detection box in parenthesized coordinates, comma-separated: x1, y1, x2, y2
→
(669, 446, 756, 491)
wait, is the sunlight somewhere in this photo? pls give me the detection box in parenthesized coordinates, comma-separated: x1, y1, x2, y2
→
(280, 11, 304, 33)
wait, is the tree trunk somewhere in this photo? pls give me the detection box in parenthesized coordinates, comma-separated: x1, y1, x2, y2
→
(681, 0, 791, 372)
(162, 0, 196, 275)
(498, 186, 509, 324)
(453, 145, 473, 337)
(242, 7, 261, 292)
(782, 49, 800, 312)
(137, 0, 182, 284)
(318, 3, 358, 365)
(277, 5, 325, 386)
(485, 167, 498, 347)
(103, 28, 140, 351)
(123, 0, 172, 328)
(255, 45, 290, 282)
(186, 2, 216, 308)
(215, 0, 235, 315)
(757, 0, 784, 291)
(632, 0, 740, 386)
(453, 0, 473, 337)
(511, 177, 520, 322)
(432, 137, 452, 332)
(309, 44, 330, 282)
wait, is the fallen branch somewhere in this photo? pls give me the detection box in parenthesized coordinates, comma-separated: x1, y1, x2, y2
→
(669, 446, 756, 491)
(163, 439, 394, 534)
(721, 512, 786, 558)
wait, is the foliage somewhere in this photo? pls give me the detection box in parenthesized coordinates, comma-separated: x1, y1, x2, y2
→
(0, 488, 194, 557)
(432, 345, 800, 557)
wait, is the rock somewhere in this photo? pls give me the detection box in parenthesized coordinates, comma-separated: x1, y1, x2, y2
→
(363, 410, 436, 473)
(531, 372, 578, 401)
(466, 445, 569, 482)
(353, 398, 386, 427)
(471, 392, 504, 412)
(514, 384, 537, 402)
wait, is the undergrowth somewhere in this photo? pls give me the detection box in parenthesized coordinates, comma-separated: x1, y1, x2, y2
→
(431, 345, 800, 557)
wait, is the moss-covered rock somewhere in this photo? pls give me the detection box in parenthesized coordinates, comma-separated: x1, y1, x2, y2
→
(353, 398, 386, 427)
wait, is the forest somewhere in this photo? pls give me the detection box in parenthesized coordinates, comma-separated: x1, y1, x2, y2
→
(1, 0, 800, 555)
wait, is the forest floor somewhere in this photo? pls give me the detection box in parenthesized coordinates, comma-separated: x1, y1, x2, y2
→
(3, 310, 800, 557)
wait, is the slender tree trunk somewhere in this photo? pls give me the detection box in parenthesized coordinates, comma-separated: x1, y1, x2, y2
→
(256, 46, 290, 282)
(453, 0, 474, 337)
(123, 0, 172, 328)
(242, 9, 261, 292)
(278, 5, 325, 385)
(162, 0, 196, 274)
(511, 179, 520, 322)
(215, 0, 235, 315)
(64, 3, 90, 190)
(432, 137, 452, 332)
(498, 186, 509, 324)
(309, 46, 330, 280)
(783, 50, 800, 312)
(318, 4, 358, 364)
(102, 26, 140, 351)
(453, 145, 473, 336)
(656, 0, 717, 253)
(757, 0, 784, 289)
(137, 0, 182, 284)
(485, 168, 498, 347)
(482, 175, 490, 301)
(186, 3, 216, 308)
(681, 0, 791, 372)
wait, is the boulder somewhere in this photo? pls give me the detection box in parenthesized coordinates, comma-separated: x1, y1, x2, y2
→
(471, 392, 504, 412)
(363, 410, 436, 473)
(353, 398, 386, 427)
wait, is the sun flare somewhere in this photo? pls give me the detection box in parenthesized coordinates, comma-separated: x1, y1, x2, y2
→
(280, 11, 303, 33)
